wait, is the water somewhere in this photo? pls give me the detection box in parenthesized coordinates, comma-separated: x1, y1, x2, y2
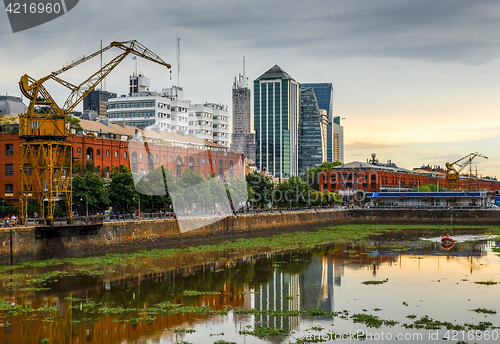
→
(1, 228, 500, 343)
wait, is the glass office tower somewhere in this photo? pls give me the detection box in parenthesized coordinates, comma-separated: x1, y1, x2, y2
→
(298, 88, 327, 174)
(254, 65, 300, 178)
(299, 83, 336, 162)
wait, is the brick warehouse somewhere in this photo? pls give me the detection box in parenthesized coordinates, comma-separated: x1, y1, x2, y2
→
(318, 161, 500, 194)
(0, 119, 244, 204)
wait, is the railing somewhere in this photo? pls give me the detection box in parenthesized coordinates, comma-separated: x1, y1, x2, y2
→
(29, 216, 104, 228)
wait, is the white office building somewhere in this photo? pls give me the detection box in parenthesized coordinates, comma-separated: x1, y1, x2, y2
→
(107, 75, 229, 145)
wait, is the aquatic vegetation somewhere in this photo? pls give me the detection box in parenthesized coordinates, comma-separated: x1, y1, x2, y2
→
(310, 326, 324, 331)
(350, 313, 398, 328)
(471, 308, 497, 314)
(474, 280, 497, 285)
(213, 341, 236, 344)
(362, 278, 388, 285)
(174, 328, 196, 333)
(182, 290, 221, 296)
(239, 326, 286, 338)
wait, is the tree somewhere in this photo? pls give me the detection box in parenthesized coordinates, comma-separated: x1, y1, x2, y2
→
(428, 184, 444, 192)
(108, 165, 137, 212)
(309, 191, 326, 206)
(227, 176, 252, 210)
(246, 172, 274, 207)
(135, 166, 174, 211)
(176, 168, 210, 208)
(66, 114, 82, 131)
(274, 176, 311, 207)
(73, 172, 109, 214)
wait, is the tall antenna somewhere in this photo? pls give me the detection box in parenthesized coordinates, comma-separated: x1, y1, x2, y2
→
(176, 30, 181, 88)
(100, 40, 103, 90)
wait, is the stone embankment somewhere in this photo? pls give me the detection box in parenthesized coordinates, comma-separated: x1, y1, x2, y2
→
(1, 209, 498, 264)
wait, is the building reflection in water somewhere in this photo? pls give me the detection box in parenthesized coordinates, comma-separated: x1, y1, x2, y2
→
(0, 234, 492, 344)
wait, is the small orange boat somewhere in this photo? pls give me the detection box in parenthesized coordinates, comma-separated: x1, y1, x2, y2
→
(441, 234, 456, 244)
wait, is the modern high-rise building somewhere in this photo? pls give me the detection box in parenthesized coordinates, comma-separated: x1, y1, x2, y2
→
(0, 95, 26, 115)
(231, 71, 256, 162)
(83, 90, 117, 117)
(333, 116, 344, 163)
(299, 83, 337, 162)
(254, 65, 300, 178)
(298, 88, 327, 174)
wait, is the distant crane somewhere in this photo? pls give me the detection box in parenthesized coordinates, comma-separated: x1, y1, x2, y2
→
(19, 41, 171, 225)
(445, 152, 488, 191)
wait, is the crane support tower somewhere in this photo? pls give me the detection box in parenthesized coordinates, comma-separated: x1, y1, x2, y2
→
(445, 152, 487, 191)
(19, 41, 171, 225)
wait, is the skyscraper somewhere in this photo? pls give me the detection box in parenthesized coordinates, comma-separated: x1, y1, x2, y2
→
(299, 83, 336, 162)
(298, 88, 327, 174)
(254, 65, 300, 178)
(333, 116, 344, 163)
(231, 68, 255, 162)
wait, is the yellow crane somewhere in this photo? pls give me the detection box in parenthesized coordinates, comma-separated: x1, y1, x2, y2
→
(19, 41, 171, 225)
(445, 152, 487, 191)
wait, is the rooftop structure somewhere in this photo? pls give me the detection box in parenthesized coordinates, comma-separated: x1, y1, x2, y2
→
(0, 95, 26, 115)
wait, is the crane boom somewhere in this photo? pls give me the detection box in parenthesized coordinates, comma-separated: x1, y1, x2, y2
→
(19, 40, 171, 225)
(445, 152, 488, 190)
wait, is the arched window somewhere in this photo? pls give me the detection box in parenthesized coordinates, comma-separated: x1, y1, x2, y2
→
(219, 159, 223, 179)
(96, 149, 101, 156)
(115, 151, 118, 158)
(189, 157, 194, 171)
(106, 150, 110, 157)
(124, 151, 127, 158)
(86, 147, 93, 160)
(229, 160, 234, 178)
(77, 147, 81, 155)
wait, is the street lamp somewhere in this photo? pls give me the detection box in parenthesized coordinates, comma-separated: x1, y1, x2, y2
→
(81, 194, 88, 218)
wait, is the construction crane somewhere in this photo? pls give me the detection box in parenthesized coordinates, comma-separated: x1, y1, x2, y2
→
(19, 40, 171, 225)
(445, 152, 488, 191)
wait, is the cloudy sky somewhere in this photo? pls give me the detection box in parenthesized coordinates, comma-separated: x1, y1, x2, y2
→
(1, 0, 500, 176)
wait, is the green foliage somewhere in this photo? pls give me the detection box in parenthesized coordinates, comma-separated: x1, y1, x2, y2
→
(72, 172, 109, 214)
(246, 172, 274, 207)
(135, 166, 174, 211)
(108, 165, 137, 212)
(85, 161, 98, 173)
(274, 176, 311, 207)
(227, 176, 251, 209)
(66, 114, 82, 130)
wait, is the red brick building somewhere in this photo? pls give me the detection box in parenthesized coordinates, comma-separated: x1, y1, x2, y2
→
(319, 161, 500, 193)
(0, 119, 244, 204)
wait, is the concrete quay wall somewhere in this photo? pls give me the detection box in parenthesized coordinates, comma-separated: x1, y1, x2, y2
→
(1, 209, 499, 265)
